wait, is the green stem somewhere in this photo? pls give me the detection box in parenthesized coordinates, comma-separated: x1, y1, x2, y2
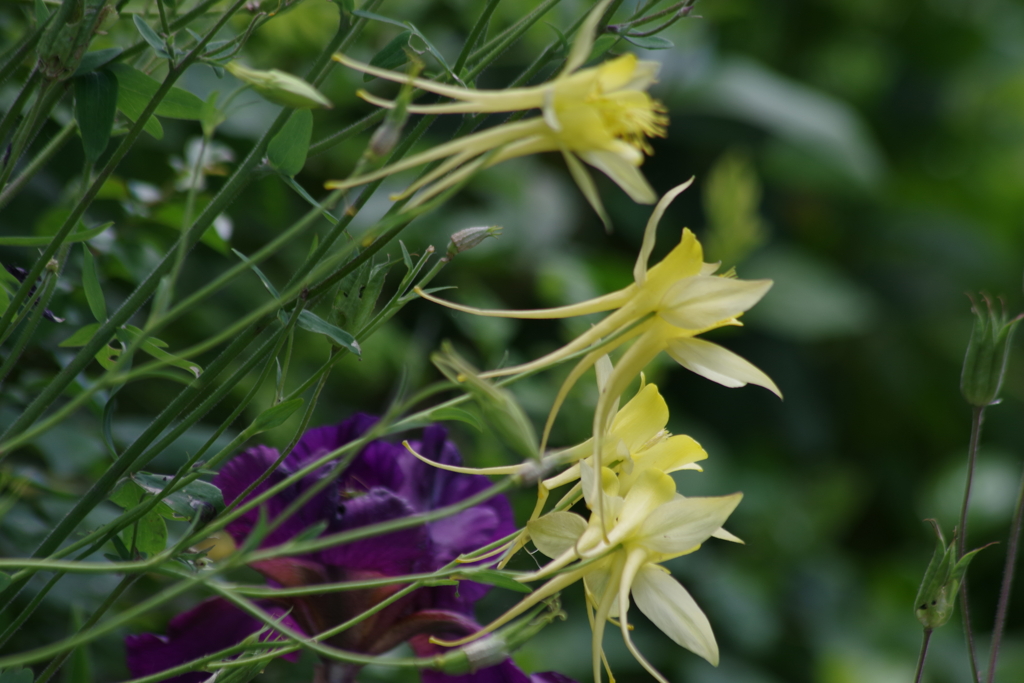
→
(0, 0, 251, 371)
(985, 461, 1024, 683)
(0, 69, 41, 152)
(0, 268, 58, 386)
(0, 78, 55, 190)
(914, 628, 932, 683)
(32, 573, 141, 683)
(453, 0, 502, 75)
(958, 405, 985, 683)
(0, 22, 44, 88)
(117, 0, 224, 62)
(0, 118, 76, 212)
(0, 321, 271, 609)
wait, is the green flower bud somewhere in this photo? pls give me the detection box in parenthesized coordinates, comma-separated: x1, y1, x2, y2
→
(433, 342, 538, 462)
(445, 226, 502, 260)
(960, 293, 1022, 407)
(226, 62, 333, 109)
(914, 520, 989, 629)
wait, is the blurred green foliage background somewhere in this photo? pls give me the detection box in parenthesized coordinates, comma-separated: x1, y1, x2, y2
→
(1, 0, 1023, 682)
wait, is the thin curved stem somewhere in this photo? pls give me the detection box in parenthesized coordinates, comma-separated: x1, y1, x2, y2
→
(958, 405, 985, 683)
(914, 628, 932, 683)
(986, 461, 1024, 683)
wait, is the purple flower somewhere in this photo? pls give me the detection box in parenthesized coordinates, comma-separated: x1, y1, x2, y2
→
(125, 415, 570, 683)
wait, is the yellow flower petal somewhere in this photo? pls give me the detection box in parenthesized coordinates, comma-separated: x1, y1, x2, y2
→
(634, 179, 695, 285)
(637, 492, 743, 557)
(660, 276, 773, 331)
(609, 382, 668, 452)
(666, 337, 782, 397)
(631, 564, 720, 665)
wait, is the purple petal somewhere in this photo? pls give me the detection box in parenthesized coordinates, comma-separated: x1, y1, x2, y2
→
(529, 673, 577, 683)
(421, 659, 531, 683)
(286, 414, 379, 470)
(125, 598, 300, 683)
(320, 488, 431, 574)
(213, 445, 339, 549)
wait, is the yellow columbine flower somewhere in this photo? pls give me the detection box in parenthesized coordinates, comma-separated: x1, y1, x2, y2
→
(325, 0, 665, 225)
(433, 467, 742, 683)
(416, 181, 780, 521)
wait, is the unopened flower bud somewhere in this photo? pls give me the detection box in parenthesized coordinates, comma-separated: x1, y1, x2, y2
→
(446, 226, 502, 260)
(914, 520, 989, 629)
(226, 62, 333, 109)
(433, 342, 538, 462)
(960, 293, 1022, 407)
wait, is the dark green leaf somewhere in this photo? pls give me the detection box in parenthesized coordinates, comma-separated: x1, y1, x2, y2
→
(248, 398, 304, 434)
(291, 520, 329, 543)
(399, 240, 413, 270)
(133, 16, 167, 58)
(74, 69, 118, 163)
(94, 342, 123, 371)
(456, 568, 531, 593)
(232, 249, 279, 297)
(34, 0, 48, 25)
(80, 245, 107, 322)
(108, 63, 204, 141)
(427, 406, 483, 431)
(268, 109, 313, 177)
(120, 326, 203, 377)
(332, 260, 369, 329)
(354, 260, 390, 329)
(0, 668, 34, 683)
(125, 509, 167, 556)
(132, 472, 225, 521)
(0, 220, 112, 247)
(365, 31, 411, 81)
(72, 48, 122, 77)
(59, 322, 104, 348)
(295, 310, 361, 355)
(0, 571, 10, 593)
(622, 34, 674, 50)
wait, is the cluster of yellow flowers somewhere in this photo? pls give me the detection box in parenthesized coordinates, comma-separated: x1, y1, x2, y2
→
(332, 1, 781, 681)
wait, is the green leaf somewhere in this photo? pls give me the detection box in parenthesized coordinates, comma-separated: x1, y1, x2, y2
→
(133, 15, 167, 58)
(232, 249, 279, 297)
(128, 509, 168, 556)
(108, 63, 204, 139)
(34, 0, 48, 25)
(427, 406, 483, 431)
(248, 398, 304, 434)
(81, 245, 107, 322)
(365, 31, 411, 81)
(267, 109, 313, 177)
(59, 322, 105, 347)
(119, 326, 203, 377)
(456, 568, 531, 593)
(0, 668, 34, 683)
(0, 571, 11, 593)
(111, 480, 168, 556)
(200, 91, 223, 138)
(74, 69, 118, 163)
(0, 220, 112, 247)
(294, 310, 360, 355)
(622, 34, 674, 50)
(354, 260, 390, 329)
(132, 472, 225, 522)
(399, 240, 413, 271)
(72, 48, 122, 77)
(95, 341, 123, 371)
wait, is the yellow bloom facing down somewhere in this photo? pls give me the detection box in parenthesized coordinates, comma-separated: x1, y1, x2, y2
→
(432, 466, 743, 683)
(416, 181, 780, 487)
(325, 0, 665, 225)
